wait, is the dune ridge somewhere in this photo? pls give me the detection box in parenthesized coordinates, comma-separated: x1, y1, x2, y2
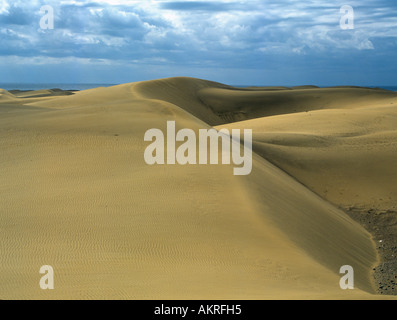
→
(1, 77, 396, 299)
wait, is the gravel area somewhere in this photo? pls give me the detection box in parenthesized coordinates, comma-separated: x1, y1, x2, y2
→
(344, 207, 397, 295)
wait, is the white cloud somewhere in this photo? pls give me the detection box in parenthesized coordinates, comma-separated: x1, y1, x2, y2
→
(0, 0, 9, 14)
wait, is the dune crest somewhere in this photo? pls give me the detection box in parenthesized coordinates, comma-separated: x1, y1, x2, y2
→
(0, 88, 16, 101)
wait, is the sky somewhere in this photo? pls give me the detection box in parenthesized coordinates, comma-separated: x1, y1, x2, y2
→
(0, 0, 396, 86)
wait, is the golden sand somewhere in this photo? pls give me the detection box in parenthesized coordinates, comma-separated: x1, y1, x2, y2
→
(1, 78, 396, 299)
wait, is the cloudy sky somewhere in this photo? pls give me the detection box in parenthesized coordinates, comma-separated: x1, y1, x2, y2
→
(0, 0, 396, 85)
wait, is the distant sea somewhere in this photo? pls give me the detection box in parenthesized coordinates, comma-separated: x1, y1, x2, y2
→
(0, 83, 396, 92)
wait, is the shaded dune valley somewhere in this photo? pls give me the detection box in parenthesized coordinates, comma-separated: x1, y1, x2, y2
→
(1, 77, 397, 299)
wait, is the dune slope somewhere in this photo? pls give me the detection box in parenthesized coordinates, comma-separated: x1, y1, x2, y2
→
(219, 102, 397, 212)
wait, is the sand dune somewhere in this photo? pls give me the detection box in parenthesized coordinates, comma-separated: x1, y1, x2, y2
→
(9, 89, 75, 99)
(1, 77, 396, 299)
(219, 103, 397, 211)
(0, 89, 16, 101)
(199, 86, 397, 123)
